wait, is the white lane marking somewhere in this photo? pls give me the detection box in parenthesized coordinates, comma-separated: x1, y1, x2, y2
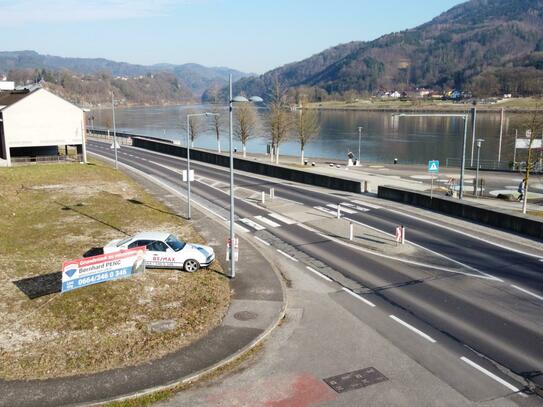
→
(460, 357, 520, 393)
(314, 206, 338, 216)
(326, 204, 357, 214)
(342, 216, 502, 282)
(342, 287, 376, 307)
(389, 315, 436, 343)
(268, 213, 296, 225)
(351, 200, 382, 209)
(276, 249, 298, 262)
(254, 236, 271, 246)
(234, 223, 250, 233)
(382, 206, 543, 260)
(306, 266, 333, 282)
(255, 216, 281, 228)
(511, 285, 543, 301)
(240, 218, 266, 231)
(341, 202, 371, 212)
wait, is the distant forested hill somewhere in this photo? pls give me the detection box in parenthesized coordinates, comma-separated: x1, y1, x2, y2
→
(231, 0, 543, 99)
(0, 51, 252, 98)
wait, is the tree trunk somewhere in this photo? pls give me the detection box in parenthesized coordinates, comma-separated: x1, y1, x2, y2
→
(522, 146, 533, 214)
(217, 137, 221, 153)
(301, 147, 305, 165)
(275, 146, 280, 165)
(242, 144, 247, 158)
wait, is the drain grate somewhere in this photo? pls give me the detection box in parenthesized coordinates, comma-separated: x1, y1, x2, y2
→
(324, 367, 388, 393)
(234, 311, 258, 321)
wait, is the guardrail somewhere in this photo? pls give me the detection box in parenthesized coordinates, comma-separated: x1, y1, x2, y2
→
(445, 158, 512, 171)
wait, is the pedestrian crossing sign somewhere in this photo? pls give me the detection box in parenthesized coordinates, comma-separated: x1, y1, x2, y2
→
(428, 160, 439, 173)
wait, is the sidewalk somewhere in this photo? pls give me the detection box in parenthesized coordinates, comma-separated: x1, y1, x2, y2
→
(0, 169, 286, 407)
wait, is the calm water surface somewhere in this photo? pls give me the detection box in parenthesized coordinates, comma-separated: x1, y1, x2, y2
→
(92, 105, 524, 165)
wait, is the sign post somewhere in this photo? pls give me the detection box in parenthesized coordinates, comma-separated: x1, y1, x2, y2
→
(226, 237, 239, 262)
(428, 160, 439, 199)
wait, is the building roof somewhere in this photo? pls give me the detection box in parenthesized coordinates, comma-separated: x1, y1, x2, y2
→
(0, 89, 32, 111)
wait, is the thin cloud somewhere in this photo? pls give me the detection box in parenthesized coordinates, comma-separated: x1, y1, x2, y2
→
(0, 0, 181, 24)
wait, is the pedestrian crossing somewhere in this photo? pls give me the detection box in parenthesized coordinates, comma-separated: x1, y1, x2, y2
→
(314, 200, 379, 216)
(236, 213, 295, 232)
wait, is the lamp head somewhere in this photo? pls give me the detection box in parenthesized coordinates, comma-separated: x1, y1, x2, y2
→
(249, 96, 263, 103)
(232, 96, 249, 103)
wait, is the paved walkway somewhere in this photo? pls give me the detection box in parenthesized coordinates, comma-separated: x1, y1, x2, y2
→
(0, 170, 286, 407)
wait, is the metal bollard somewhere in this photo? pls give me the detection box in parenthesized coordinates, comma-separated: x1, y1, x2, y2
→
(270, 188, 275, 199)
(363, 180, 369, 193)
(261, 191, 265, 204)
(349, 222, 354, 241)
(401, 226, 405, 245)
(337, 204, 341, 219)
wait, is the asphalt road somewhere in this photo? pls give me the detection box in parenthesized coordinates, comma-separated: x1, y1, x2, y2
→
(88, 140, 543, 398)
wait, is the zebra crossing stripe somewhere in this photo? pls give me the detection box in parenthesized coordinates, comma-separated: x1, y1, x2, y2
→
(240, 218, 266, 231)
(255, 216, 281, 228)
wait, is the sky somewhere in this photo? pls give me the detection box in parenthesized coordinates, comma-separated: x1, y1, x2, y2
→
(1, 0, 466, 74)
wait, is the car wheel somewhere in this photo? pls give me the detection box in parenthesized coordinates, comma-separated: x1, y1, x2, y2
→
(183, 259, 200, 272)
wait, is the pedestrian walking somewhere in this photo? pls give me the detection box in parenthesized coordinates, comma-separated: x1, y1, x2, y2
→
(517, 178, 526, 201)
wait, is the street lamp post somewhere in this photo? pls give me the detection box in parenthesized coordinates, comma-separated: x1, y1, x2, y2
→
(357, 126, 362, 165)
(111, 93, 118, 170)
(475, 138, 484, 198)
(185, 112, 219, 220)
(227, 74, 263, 278)
(394, 113, 469, 199)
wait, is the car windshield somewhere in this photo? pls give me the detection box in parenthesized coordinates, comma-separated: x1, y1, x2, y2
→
(166, 235, 186, 252)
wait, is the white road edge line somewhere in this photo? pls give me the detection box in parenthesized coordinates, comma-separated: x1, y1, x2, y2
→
(342, 287, 376, 308)
(255, 216, 281, 228)
(511, 285, 543, 301)
(460, 356, 520, 393)
(306, 266, 333, 282)
(268, 213, 296, 225)
(276, 249, 298, 262)
(254, 236, 271, 246)
(389, 315, 436, 343)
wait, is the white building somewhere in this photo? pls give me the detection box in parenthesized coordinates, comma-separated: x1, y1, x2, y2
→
(0, 88, 86, 167)
(0, 81, 15, 91)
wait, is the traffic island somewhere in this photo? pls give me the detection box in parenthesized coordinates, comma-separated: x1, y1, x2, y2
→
(0, 162, 230, 381)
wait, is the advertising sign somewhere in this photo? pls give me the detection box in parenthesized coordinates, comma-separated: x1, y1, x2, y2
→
(515, 139, 542, 149)
(61, 247, 146, 293)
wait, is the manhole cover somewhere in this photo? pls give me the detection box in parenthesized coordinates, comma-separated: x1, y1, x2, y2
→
(234, 311, 258, 321)
(324, 367, 388, 393)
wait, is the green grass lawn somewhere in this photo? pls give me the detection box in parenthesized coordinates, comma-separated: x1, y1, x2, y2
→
(0, 160, 230, 380)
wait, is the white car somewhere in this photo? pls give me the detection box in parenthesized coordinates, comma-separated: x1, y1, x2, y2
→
(103, 231, 215, 272)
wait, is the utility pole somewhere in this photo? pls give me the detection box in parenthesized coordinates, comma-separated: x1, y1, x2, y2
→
(470, 106, 477, 167)
(498, 108, 504, 163)
(111, 93, 118, 170)
(358, 126, 362, 165)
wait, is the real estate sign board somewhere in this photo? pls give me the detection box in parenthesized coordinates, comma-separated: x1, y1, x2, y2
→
(515, 139, 542, 149)
(61, 247, 146, 293)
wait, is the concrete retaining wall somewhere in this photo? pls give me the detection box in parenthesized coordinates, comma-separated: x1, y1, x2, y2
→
(378, 186, 543, 240)
(133, 137, 362, 193)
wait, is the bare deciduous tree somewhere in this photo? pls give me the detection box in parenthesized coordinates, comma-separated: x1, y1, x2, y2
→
(295, 100, 320, 164)
(210, 105, 225, 153)
(266, 79, 292, 164)
(183, 110, 205, 148)
(234, 103, 259, 157)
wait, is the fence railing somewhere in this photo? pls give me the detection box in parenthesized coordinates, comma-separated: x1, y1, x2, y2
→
(445, 158, 512, 171)
(11, 154, 83, 165)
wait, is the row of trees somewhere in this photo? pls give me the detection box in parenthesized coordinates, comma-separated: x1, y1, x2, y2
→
(188, 81, 321, 164)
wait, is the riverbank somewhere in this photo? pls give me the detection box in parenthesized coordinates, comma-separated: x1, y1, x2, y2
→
(306, 97, 543, 113)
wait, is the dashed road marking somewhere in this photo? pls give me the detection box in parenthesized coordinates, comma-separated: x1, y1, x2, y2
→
(511, 285, 543, 301)
(306, 266, 332, 282)
(314, 206, 338, 216)
(254, 236, 271, 246)
(277, 249, 298, 262)
(326, 204, 357, 214)
(240, 218, 266, 231)
(255, 216, 281, 228)
(351, 200, 382, 210)
(342, 287, 376, 308)
(234, 224, 250, 233)
(460, 357, 520, 393)
(268, 213, 296, 225)
(389, 315, 436, 343)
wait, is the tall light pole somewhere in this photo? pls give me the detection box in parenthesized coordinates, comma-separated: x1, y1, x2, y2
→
(394, 113, 469, 199)
(358, 126, 362, 165)
(470, 106, 477, 167)
(228, 74, 263, 278)
(111, 93, 118, 170)
(185, 112, 219, 220)
(475, 138, 484, 198)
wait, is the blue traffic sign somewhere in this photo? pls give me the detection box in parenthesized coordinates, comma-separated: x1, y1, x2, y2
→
(428, 160, 440, 173)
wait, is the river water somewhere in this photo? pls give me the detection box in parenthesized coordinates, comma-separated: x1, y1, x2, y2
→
(91, 104, 530, 165)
